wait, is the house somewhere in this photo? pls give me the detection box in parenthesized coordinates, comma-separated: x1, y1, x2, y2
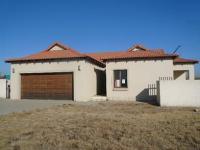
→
(6, 42, 198, 102)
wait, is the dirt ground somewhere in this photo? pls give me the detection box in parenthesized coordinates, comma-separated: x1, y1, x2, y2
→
(0, 101, 199, 150)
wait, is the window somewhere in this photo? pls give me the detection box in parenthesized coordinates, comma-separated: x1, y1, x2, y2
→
(114, 70, 127, 88)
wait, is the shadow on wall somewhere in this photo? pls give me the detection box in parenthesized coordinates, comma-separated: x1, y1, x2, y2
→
(136, 88, 158, 105)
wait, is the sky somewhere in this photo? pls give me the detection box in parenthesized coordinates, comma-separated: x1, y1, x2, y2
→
(0, 0, 200, 76)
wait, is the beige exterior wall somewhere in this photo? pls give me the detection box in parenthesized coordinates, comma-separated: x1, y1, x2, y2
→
(0, 79, 7, 98)
(157, 80, 200, 107)
(10, 60, 101, 101)
(106, 59, 174, 101)
(10, 57, 197, 102)
(173, 64, 195, 80)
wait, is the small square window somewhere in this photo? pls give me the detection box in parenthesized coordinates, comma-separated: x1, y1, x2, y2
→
(114, 70, 127, 88)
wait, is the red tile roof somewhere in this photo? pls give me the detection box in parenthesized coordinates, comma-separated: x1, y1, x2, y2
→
(87, 49, 177, 61)
(5, 43, 198, 66)
(7, 42, 84, 61)
(6, 42, 105, 67)
(8, 47, 85, 61)
(174, 57, 199, 64)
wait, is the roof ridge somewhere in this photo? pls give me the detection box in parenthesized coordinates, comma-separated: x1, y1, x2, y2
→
(86, 50, 126, 54)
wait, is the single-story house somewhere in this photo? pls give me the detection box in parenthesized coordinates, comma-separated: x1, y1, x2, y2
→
(6, 42, 198, 102)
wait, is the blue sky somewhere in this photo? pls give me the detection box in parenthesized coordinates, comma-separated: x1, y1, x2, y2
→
(0, 0, 200, 76)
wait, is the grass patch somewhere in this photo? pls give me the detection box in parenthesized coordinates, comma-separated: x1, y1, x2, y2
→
(0, 101, 199, 150)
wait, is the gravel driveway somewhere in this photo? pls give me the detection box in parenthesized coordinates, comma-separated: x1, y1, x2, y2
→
(0, 98, 73, 115)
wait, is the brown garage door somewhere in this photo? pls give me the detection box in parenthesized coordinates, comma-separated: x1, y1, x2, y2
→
(21, 73, 73, 100)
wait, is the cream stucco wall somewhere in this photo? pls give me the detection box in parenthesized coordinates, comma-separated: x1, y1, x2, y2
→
(10, 57, 197, 102)
(0, 79, 7, 98)
(173, 64, 195, 80)
(157, 80, 200, 107)
(106, 59, 174, 101)
(10, 60, 101, 101)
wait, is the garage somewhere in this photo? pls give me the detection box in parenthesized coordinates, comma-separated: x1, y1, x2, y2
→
(21, 73, 73, 100)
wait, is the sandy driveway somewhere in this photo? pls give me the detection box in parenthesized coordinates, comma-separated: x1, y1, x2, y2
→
(0, 99, 73, 115)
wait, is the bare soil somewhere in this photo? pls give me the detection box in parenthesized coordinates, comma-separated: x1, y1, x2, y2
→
(0, 101, 199, 150)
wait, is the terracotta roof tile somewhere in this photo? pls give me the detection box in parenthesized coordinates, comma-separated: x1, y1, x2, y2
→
(6, 42, 105, 67)
(7, 42, 197, 66)
(87, 49, 177, 61)
(174, 57, 199, 64)
(6, 42, 84, 61)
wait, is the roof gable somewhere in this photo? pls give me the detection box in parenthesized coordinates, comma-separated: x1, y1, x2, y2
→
(128, 44, 147, 52)
(49, 45, 65, 51)
(5, 42, 106, 67)
(5, 42, 84, 61)
(46, 42, 76, 51)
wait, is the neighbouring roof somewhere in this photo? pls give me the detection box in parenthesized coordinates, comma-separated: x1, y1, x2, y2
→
(174, 57, 199, 64)
(5, 43, 198, 66)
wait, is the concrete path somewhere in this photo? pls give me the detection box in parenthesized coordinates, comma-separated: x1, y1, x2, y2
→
(0, 99, 73, 115)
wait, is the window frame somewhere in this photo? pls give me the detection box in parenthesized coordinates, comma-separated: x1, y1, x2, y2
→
(113, 69, 128, 89)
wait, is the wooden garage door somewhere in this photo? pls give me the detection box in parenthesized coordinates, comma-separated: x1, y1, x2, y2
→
(21, 73, 73, 100)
